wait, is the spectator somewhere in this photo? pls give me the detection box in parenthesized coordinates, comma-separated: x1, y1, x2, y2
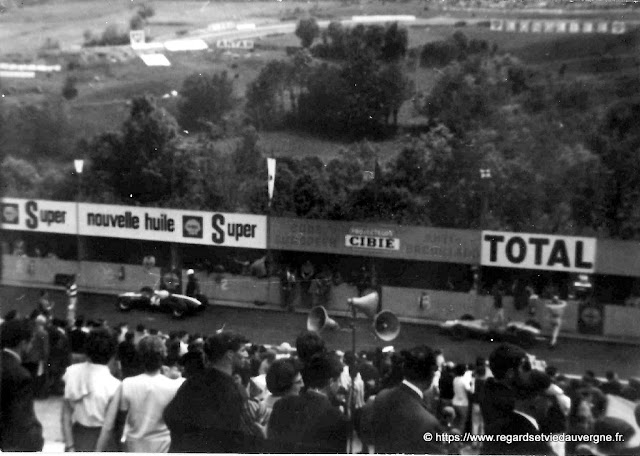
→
(471, 358, 490, 436)
(133, 324, 147, 346)
(62, 328, 120, 452)
(280, 265, 297, 311)
(97, 335, 185, 452)
(483, 370, 555, 455)
(299, 260, 315, 306)
(295, 331, 326, 367)
(36, 290, 54, 319)
(0, 319, 44, 451)
(164, 331, 249, 452)
(601, 370, 623, 396)
(481, 343, 528, 429)
(23, 314, 50, 398)
(264, 358, 304, 421)
(69, 317, 88, 363)
(372, 345, 446, 454)
(178, 350, 205, 379)
(439, 361, 455, 413)
(47, 318, 71, 396)
(452, 363, 472, 432)
(492, 279, 506, 326)
(118, 332, 140, 379)
(233, 362, 269, 442)
(268, 352, 349, 453)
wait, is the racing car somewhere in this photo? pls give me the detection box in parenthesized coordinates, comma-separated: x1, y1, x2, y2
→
(116, 287, 205, 318)
(440, 314, 543, 348)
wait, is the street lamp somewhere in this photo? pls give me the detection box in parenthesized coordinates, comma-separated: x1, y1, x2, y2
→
(478, 168, 492, 296)
(71, 159, 84, 327)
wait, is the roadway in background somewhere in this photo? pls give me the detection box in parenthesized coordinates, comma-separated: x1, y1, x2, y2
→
(2, 285, 639, 380)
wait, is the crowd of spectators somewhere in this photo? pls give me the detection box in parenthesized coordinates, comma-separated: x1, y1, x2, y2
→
(2, 303, 640, 454)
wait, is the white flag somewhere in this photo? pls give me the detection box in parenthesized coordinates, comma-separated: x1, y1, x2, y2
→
(267, 158, 276, 205)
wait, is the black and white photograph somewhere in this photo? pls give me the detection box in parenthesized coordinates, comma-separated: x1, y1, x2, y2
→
(2, 0, 640, 454)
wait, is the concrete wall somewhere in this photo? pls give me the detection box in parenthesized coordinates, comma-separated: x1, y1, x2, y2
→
(1, 255, 636, 339)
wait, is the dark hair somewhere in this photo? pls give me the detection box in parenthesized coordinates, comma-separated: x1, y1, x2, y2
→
(85, 328, 117, 364)
(4, 309, 18, 321)
(149, 328, 159, 336)
(0, 319, 34, 349)
(454, 363, 467, 377)
(179, 350, 205, 379)
(125, 331, 135, 342)
(402, 345, 438, 384)
(489, 344, 526, 380)
(204, 331, 248, 363)
(606, 370, 616, 380)
(75, 317, 84, 328)
(267, 358, 302, 396)
(295, 331, 326, 365)
(302, 353, 340, 389)
(546, 366, 559, 378)
(137, 335, 166, 372)
(232, 361, 253, 387)
(136, 324, 146, 332)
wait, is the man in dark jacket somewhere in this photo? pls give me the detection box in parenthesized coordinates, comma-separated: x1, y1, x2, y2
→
(372, 345, 447, 454)
(0, 319, 44, 451)
(483, 370, 556, 455)
(268, 352, 348, 453)
(164, 331, 249, 453)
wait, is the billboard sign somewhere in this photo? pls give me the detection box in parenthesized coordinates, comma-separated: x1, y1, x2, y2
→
(481, 231, 596, 273)
(0, 198, 77, 234)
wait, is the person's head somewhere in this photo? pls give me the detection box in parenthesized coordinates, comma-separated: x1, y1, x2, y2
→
(74, 317, 84, 328)
(295, 331, 326, 366)
(124, 331, 135, 343)
(434, 349, 445, 370)
(454, 363, 467, 377)
(489, 343, 527, 383)
(266, 358, 304, 397)
(149, 328, 159, 336)
(232, 360, 253, 389)
(179, 350, 205, 379)
(546, 366, 558, 379)
(0, 318, 34, 357)
(3, 309, 19, 321)
(204, 331, 249, 373)
(137, 335, 167, 373)
(85, 328, 117, 365)
(401, 345, 439, 389)
(605, 370, 617, 382)
(302, 352, 342, 392)
(593, 417, 636, 454)
(258, 350, 277, 375)
(136, 323, 146, 333)
(513, 370, 553, 424)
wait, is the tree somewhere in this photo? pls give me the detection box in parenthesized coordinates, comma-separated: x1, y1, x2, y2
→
(179, 71, 236, 131)
(381, 22, 408, 62)
(295, 18, 320, 48)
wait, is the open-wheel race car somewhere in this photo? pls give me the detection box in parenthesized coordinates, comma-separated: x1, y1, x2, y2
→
(440, 314, 543, 348)
(116, 287, 205, 318)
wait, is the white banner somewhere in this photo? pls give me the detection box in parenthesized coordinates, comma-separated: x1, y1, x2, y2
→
(0, 198, 267, 249)
(267, 158, 276, 204)
(1, 198, 77, 234)
(216, 39, 254, 50)
(481, 231, 596, 273)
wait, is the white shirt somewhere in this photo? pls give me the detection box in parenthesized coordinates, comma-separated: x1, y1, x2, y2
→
(452, 372, 473, 407)
(63, 362, 121, 427)
(402, 379, 424, 400)
(120, 372, 185, 442)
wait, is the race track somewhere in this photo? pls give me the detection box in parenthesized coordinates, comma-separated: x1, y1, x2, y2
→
(2, 285, 639, 380)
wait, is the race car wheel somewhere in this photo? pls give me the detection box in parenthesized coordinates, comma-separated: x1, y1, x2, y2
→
(172, 308, 185, 318)
(117, 298, 132, 312)
(451, 325, 469, 341)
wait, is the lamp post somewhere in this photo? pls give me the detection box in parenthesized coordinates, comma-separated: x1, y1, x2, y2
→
(71, 159, 83, 327)
(478, 168, 491, 295)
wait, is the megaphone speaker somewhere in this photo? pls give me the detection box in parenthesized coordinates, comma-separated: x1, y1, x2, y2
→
(307, 306, 340, 332)
(374, 310, 400, 342)
(348, 291, 379, 319)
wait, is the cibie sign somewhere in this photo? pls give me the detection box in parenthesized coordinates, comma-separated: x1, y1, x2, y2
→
(345, 227, 399, 251)
(481, 231, 596, 273)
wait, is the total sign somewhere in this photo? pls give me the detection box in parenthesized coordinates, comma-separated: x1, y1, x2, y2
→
(0, 198, 77, 234)
(481, 231, 596, 273)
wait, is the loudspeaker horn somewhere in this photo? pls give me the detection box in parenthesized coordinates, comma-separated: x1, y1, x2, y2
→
(374, 310, 400, 341)
(307, 306, 340, 332)
(347, 291, 379, 319)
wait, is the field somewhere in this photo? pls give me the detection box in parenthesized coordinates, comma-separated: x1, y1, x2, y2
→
(2, 0, 639, 163)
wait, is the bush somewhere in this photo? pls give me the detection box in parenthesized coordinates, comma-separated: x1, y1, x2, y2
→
(130, 14, 145, 31)
(84, 25, 130, 47)
(137, 3, 155, 19)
